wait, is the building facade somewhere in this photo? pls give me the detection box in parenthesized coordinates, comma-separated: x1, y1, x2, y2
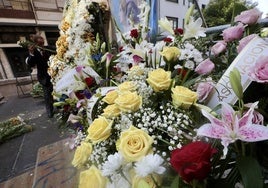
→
(0, 0, 209, 97)
(159, 0, 209, 31)
(0, 0, 64, 96)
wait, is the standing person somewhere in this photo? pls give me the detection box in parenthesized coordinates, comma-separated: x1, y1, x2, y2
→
(26, 35, 55, 118)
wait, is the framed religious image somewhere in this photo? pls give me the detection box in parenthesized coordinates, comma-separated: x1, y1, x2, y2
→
(109, 0, 152, 33)
(110, 0, 142, 33)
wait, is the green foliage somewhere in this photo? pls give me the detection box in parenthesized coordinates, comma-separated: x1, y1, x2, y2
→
(229, 68, 243, 100)
(0, 117, 32, 143)
(202, 0, 257, 27)
(237, 156, 263, 188)
(30, 82, 44, 98)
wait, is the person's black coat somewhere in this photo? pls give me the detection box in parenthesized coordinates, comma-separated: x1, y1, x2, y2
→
(26, 48, 53, 86)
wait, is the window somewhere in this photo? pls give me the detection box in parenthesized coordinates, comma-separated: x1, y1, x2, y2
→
(0, 0, 31, 10)
(5, 47, 30, 76)
(0, 0, 12, 8)
(166, 16, 178, 30)
(166, 0, 178, 3)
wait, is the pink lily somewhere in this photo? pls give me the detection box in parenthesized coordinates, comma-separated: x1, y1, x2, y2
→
(197, 102, 268, 156)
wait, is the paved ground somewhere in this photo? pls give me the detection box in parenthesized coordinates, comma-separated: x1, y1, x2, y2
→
(0, 94, 70, 183)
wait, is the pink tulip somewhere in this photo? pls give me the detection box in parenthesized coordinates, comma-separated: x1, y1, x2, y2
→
(196, 81, 214, 102)
(222, 23, 244, 42)
(237, 34, 258, 53)
(248, 56, 268, 83)
(211, 41, 227, 56)
(195, 58, 215, 75)
(197, 102, 268, 156)
(235, 8, 262, 25)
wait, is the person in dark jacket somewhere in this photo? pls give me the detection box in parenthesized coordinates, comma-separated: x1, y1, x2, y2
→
(26, 35, 54, 118)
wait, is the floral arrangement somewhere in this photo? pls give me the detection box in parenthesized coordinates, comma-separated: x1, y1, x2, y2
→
(48, 0, 109, 84)
(50, 0, 268, 187)
(0, 116, 32, 143)
(49, 0, 112, 124)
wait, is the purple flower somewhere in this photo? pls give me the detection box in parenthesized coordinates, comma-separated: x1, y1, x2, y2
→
(196, 81, 214, 102)
(83, 89, 92, 99)
(133, 55, 143, 65)
(106, 53, 113, 68)
(197, 102, 268, 156)
(75, 65, 84, 73)
(222, 23, 244, 42)
(235, 8, 262, 25)
(195, 58, 215, 75)
(211, 41, 227, 56)
(237, 34, 258, 53)
(76, 99, 86, 108)
(248, 56, 268, 83)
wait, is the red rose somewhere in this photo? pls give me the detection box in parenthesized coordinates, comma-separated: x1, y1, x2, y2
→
(170, 141, 217, 183)
(130, 29, 139, 38)
(119, 46, 124, 52)
(177, 68, 189, 79)
(174, 28, 184, 35)
(164, 37, 172, 43)
(63, 104, 71, 112)
(84, 77, 95, 87)
(75, 90, 84, 100)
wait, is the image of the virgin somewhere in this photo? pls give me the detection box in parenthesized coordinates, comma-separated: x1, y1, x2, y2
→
(111, 0, 141, 32)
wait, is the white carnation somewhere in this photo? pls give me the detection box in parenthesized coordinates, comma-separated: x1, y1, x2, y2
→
(101, 152, 124, 176)
(134, 154, 166, 177)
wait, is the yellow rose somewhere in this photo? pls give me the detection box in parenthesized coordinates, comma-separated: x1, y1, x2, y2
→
(118, 81, 136, 92)
(159, 46, 180, 62)
(72, 142, 92, 168)
(102, 90, 118, 104)
(132, 174, 162, 188)
(101, 104, 121, 119)
(87, 116, 113, 143)
(114, 91, 142, 112)
(146, 68, 172, 92)
(116, 126, 153, 162)
(79, 165, 107, 188)
(172, 86, 197, 109)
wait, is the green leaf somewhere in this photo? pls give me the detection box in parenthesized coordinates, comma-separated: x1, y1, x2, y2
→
(229, 68, 243, 99)
(237, 156, 263, 188)
(73, 74, 80, 81)
(170, 175, 179, 188)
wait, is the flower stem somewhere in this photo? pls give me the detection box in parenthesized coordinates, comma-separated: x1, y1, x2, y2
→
(150, 174, 161, 188)
(241, 142, 246, 156)
(120, 170, 131, 185)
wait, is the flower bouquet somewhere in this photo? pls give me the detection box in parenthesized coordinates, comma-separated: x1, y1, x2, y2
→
(0, 116, 32, 143)
(51, 0, 268, 187)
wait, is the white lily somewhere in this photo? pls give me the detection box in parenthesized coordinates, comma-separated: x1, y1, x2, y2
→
(182, 17, 206, 41)
(158, 17, 175, 35)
